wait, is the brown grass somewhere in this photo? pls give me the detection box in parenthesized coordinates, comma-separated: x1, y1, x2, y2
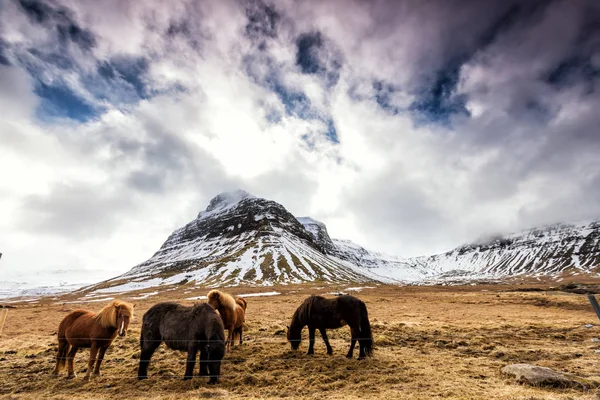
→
(2, 283, 600, 399)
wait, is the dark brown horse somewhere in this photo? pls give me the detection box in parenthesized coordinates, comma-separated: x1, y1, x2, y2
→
(207, 290, 238, 352)
(232, 297, 247, 345)
(287, 295, 373, 359)
(52, 300, 134, 379)
(138, 302, 225, 383)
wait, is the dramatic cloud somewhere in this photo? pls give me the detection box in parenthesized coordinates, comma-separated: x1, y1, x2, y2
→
(0, 0, 599, 286)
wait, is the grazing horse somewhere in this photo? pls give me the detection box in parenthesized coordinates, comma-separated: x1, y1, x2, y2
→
(138, 302, 225, 383)
(207, 290, 238, 351)
(287, 295, 373, 359)
(52, 300, 133, 379)
(232, 297, 247, 345)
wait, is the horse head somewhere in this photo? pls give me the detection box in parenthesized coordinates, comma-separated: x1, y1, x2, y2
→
(115, 302, 134, 337)
(287, 323, 301, 350)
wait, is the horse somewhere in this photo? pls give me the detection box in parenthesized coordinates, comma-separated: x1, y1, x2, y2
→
(137, 302, 225, 383)
(52, 299, 134, 379)
(232, 297, 247, 345)
(207, 290, 238, 351)
(287, 295, 373, 359)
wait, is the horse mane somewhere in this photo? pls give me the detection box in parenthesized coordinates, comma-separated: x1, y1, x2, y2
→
(95, 299, 134, 328)
(207, 289, 237, 311)
(291, 295, 319, 328)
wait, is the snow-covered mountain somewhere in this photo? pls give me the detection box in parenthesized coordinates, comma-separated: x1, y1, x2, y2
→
(411, 221, 600, 280)
(79, 191, 600, 295)
(83, 190, 396, 293)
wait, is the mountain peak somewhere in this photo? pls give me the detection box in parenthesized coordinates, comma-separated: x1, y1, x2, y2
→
(199, 190, 256, 218)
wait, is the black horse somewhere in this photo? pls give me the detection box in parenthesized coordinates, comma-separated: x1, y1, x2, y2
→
(137, 302, 226, 383)
(287, 295, 373, 359)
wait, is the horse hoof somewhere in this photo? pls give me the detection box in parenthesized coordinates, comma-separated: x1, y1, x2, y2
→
(183, 376, 192, 381)
(137, 375, 148, 381)
(66, 374, 77, 379)
(357, 356, 365, 361)
(208, 378, 219, 385)
(82, 376, 90, 382)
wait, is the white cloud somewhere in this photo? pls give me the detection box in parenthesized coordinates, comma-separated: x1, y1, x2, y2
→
(0, 0, 599, 285)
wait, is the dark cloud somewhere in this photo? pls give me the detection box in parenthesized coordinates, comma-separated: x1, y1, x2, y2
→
(17, 0, 96, 51)
(245, 0, 279, 41)
(407, 0, 556, 126)
(372, 80, 400, 115)
(243, 53, 313, 118)
(0, 39, 10, 65)
(409, 64, 470, 126)
(96, 56, 150, 101)
(295, 31, 342, 87)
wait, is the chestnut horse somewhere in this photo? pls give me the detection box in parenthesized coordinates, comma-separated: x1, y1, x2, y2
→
(52, 300, 134, 379)
(207, 290, 238, 351)
(233, 297, 247, 345)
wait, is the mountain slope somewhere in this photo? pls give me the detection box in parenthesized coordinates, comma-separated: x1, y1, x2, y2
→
(411, 221, 600, 280)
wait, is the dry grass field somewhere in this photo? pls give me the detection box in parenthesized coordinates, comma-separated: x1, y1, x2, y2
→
(2, 282, 600, 399)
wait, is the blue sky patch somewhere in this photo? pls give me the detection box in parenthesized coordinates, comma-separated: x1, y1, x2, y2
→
(35, 81, 99, 122)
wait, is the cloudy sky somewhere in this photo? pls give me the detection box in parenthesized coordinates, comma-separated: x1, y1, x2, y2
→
(1, 0, 599, 287)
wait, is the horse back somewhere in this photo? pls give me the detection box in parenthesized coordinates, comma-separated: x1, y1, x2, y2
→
(143, 302, 225, 352)
(306, 295, 362, 329)
(60, 309, 114, 347)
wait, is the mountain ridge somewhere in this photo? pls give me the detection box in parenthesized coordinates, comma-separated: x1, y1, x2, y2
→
(79, 191, 600, 294)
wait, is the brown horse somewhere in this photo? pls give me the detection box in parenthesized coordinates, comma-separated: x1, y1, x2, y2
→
(233, 297, 247, 345)
(207, 290, 238, 351)
(52, 300, 134, 379)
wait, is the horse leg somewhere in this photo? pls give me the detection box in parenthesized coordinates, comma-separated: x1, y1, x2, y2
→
(347, 327, 357, 358)
(227, 326, 235, 352)
(238, 327, 243, 345)
(183, 347, 198, 380)
(307, 327, 316, 355)
(199, 347, 209, 377)
(319, 328, 333, 355)
(233, 326, 242, 346)
(83, 344, 98, 380)
(138, 337, 160, 380)
(52, 338, 69, 376)
(357, 327, 366, 360)
(66, 346, 79, 379)
(93, 346, 108, 376)
(207, 358, 221, 385)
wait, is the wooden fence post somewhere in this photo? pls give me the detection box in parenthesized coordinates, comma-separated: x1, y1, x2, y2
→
(588, 294, 600, 321)
(0, 308, 7, 335)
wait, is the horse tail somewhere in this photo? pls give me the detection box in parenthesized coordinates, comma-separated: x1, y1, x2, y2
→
(56, 317, 70, 369)
(359, 301, 373, 357)
(57, 340, 70, 369)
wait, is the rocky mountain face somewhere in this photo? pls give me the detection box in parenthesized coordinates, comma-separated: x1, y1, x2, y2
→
(84, 191, 600, 293)
(90, 191, 380, 292)
(412, 221, 600, 279)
